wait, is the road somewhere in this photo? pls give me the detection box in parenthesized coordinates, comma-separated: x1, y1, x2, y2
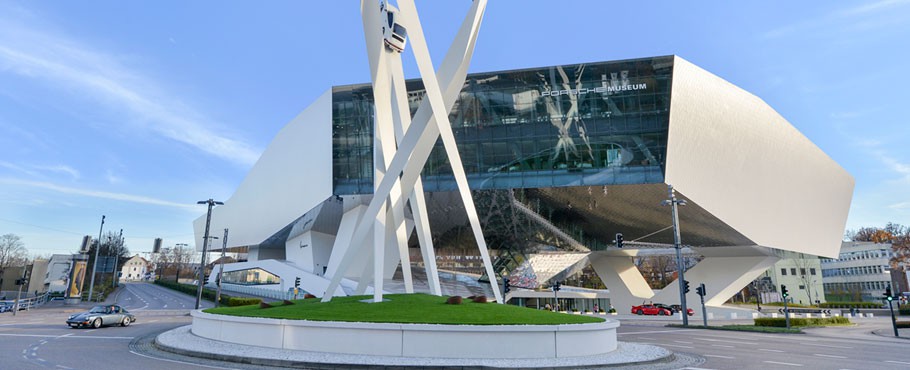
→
(0, 282, 249, 370)
(617, 316, 910, 370)
(2, 286, 908, 369)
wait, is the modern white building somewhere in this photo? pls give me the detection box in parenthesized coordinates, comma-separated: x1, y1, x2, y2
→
(822, 241, 895, 302)
(194, 55, 854, 311)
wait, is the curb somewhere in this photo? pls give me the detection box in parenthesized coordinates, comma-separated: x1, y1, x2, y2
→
(154, 326, 677, 369)
(871, 328, 910, 340)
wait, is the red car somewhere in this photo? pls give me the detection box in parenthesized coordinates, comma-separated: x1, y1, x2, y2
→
(631, 304, 673, 316)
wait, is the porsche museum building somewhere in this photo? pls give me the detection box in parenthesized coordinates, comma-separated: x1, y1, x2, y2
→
(194, 55, 853, 311)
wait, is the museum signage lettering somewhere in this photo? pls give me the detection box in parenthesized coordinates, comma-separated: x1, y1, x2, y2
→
(541, 83, 647, 97)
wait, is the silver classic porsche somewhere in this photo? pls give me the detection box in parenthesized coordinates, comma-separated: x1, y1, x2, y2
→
(66, 305, 135, 328)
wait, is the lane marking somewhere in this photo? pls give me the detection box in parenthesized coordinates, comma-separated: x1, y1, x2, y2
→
(758, 348, 785, 353)
(692, 336, 757, 345)
(0, 333, 133, 340)
(129, 349, 243, 369)
(673, 340, 693, 344)
(813, 354, 847, 359)
(617, 329, 697, 335)
(657, 343, 694, 349)
(801, 343, 853, 349)
(886, 360, 910, 365)
(764, 361, 803, 367)
(710, 344, 735, 348)
(704, 354, 736, 359)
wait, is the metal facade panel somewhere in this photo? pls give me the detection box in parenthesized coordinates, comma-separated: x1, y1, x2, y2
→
(193, 89, 335, 249)
(665, 56, 854, 258)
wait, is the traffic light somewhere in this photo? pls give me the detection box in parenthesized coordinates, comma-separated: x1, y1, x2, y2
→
(504, 279, 511, 293)
(553, 282, 561, 292)
(781, 284, 789, 299)
(696, 283, 706, 297)
(885, 286, 893, 302)
(683, 280, 690, 294)
(294, 277, 301, 289)
(615, 233, 624, 249)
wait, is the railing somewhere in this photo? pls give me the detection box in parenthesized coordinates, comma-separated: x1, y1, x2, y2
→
(1, 292, 52, 312)
(215, 283, 294, 301)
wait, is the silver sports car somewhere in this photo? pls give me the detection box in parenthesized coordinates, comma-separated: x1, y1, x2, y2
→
(66, 305, 135, 328)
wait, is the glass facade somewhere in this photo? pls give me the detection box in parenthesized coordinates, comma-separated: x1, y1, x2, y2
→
(332, 56, 674, 195)
(222, 268, 281, 286)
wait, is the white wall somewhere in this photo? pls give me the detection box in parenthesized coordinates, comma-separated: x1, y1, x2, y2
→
(193, 89, 334, 251)
(666, 56, 854, 258)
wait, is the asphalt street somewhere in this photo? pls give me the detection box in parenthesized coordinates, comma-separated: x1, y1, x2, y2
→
(1, 283, 908, 369)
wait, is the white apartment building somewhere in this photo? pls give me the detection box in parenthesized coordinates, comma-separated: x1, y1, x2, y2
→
(821, 241, 895, 302)
(120, 255, 150, 281)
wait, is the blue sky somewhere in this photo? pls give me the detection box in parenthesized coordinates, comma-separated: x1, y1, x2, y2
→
(1, 1, 908, 257)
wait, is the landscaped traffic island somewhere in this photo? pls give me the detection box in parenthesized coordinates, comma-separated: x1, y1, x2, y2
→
(192, 293, 619, 359)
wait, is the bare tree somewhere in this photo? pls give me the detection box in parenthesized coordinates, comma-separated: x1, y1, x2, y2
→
(0, 233, 29, 273)
(792, 253, 820, 305)
(169, 244, 195, 283)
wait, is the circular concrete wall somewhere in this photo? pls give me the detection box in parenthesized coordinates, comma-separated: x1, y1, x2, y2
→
(191, 310, 619, 359)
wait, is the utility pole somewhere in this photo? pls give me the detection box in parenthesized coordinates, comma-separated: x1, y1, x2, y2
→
(112, 229, 123, 288)
(195, 199, 223, 310)
(663, 185, 689, 326)
(214, 228, 229, 307)
(88, 215, 105, 302)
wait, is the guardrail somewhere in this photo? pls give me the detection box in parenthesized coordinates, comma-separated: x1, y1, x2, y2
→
(215, 283, 294, 301)
(1, 292, 51, 313)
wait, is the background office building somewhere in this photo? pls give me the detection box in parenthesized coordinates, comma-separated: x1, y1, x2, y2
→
(195, 56, 853, 311)
(822, 241, 901, 302)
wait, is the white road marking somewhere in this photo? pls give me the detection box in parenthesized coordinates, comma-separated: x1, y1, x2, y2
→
(758, 348, 785, 353)
(814, 354, 847, 359)
(617, 329, 697, 335)
(764, 361, 803, 367)
(657, 343, 694, 349)
(0, 333, 133, 340)
(710, 344, 735, 348)
(636, 336, 657, 340)
(885, 360, 910, 365)
(801, 343, 853, 349)
(673, 340, 693, 344)
(704, 354, 736, 359)
(129, 349, 243, 369)
(692, 336, 758, 345)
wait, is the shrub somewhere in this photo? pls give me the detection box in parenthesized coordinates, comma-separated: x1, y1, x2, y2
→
(896, 321, 910, 328)
(471, 295, 488, 303)
(819, 302, 882, 309)
(899, 305, 909, 316)
(259, 302, 273, 309)
(754, 316, 850, 327)
(282, 300, 294, 305)
(225, 297, 263, 307)
(599, 308, 605, 313)
(304, 293, 316, 299)
(446, 296, 463, 305)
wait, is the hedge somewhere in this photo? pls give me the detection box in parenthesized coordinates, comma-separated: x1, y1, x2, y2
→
(819, 302, 883, 309)
(900, 305, 909, 316)
(754, 316, 850, 327)
(153, 280, 261, 307)
(897, 321, 910, 329)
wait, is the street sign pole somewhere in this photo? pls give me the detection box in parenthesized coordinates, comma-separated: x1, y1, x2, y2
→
(889, 299, 899, 337)
(784, 298, 790, 329)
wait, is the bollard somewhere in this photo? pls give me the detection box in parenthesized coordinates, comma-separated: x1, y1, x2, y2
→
(820, 313, 827, 318)
(867, 313, 874, 318)
(806, 313, 812, 318)
(771, 312, 779, 318)
(729, 312, 738, 320)
(752, 312, 760, 319)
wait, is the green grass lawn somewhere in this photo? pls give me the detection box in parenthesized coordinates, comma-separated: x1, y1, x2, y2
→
(203, 293, 605, 325)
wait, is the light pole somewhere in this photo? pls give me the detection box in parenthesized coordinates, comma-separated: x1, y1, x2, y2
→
(662, 185, 689, 326)
(196, 199, 223, 310)
(88, 215, 105, 302)
(214, 228, 229, 307)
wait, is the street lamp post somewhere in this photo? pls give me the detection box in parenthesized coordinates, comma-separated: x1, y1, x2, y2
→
(88, 215, 105, 302)
(214, 228, 229, 307)
(662, 185, 689, 326)
(195, 199, 223, 310)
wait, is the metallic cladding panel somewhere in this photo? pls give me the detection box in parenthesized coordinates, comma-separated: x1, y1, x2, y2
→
(193, 89, 335, 250)
(665, 56, 854, 258)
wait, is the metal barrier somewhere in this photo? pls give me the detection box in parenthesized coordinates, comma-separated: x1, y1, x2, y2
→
(1, 292, 51, 312)
(214, 283, 293, 301)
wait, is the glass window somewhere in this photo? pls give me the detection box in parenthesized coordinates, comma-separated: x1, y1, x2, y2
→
(800, 268, 806, 276)
(222, 268, 281, 286)
(781, 268, 787, 276)
(810, 268, 816, 275)
(790, 268, 797, 275)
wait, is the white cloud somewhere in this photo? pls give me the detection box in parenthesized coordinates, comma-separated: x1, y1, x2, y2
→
(36, 165, 80, 180)
(763, 0, 910, 39)
(0, 7, 261, 167)
(0, 161, 80, 180)
(0, 177, 198, 211)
